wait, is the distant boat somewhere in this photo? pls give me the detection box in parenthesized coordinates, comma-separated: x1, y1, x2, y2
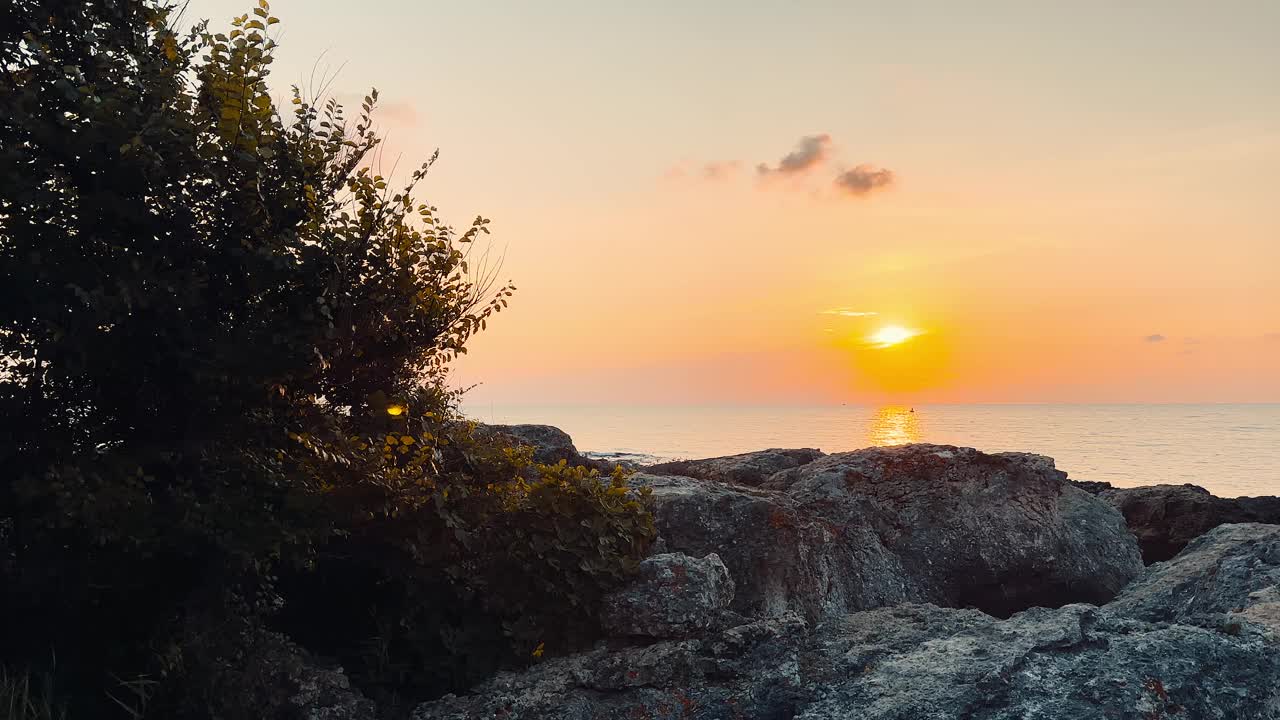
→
(910, 408, 915, 413)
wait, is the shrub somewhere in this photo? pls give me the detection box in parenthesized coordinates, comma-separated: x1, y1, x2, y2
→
(0, 1, 652, 716)
(276, 412, 655, 705)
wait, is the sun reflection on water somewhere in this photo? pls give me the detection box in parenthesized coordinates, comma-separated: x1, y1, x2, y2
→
(867, 405, 923, 446)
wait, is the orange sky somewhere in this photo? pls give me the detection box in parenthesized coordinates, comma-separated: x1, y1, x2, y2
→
(191, 0, 1280, 403)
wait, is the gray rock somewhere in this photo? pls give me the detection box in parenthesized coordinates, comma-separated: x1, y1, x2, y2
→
(601, 552, 735, 637)
(645, 448, 825, 487)
(478, 423, 586, 466)
(231, 630, 377, 720)
(1108, 522, 1280, 635)
(634, 444, 1142, 620)
(477, 423, 621, 472)
(1074, 481, 1280, 563)
(801, 603, 1280, 720)
(630, 471, 857, 620)
(413, 614, 809, 720)
(413, 524, 1280, 720)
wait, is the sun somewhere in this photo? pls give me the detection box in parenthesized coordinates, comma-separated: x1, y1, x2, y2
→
(868, 325, 921, 348)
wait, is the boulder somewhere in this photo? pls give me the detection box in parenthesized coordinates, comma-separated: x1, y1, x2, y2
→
(1075, 481, 1280, 563)
(211, 629, 377, 720)
(413, 614, 809, 720)
(1108, 522, 1280, 635)
(479, 423, 586, 466)
(800, 603, 1280, 720)
(635, 444, 1142, 620)
(413, 524, 1280, 720)
(600, 552, 735, 638)
(645, 448, 825, 487)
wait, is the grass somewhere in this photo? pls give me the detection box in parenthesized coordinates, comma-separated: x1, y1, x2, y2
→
(0, 667, 67, 720)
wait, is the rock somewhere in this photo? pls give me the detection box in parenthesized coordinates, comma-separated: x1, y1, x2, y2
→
(801, 603, 1280, 720)
(288, 664, 377, 720)
(214, 629, 377, 720)
(1069, 479, 1115, 495)
(1108, 522, 1280, 635)
(477, 423, 623, 473)
(645, 448, 825, 487)
(635, 444, 1142, 620)
(601, 552, 735, 638)
(630, 471, 864, 620)
(413, 614, 809, 720)
(1074, 481, 1280, 563)
(478, 424, 586, 466)
(413, 524, 1280, 720)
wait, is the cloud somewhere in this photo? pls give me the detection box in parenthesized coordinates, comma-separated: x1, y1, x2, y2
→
(669, 135, 897, 201)
(376, 99, 420, 127)
(1144, 334, 1167, 343)
(834, 165, 895, 196)
(821, 308, 878, 317)
(1265, 332, 1280, 342)
(757, 134, 831, 176)
(664, 160, 741, 182)
(701, 161, 741, 180)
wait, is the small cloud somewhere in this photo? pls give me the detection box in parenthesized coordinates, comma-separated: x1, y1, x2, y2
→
(702, 161, 741, 180)
(1265, 332, 1280, 342)
(664, 160, 742, 182)
(1144, 334, 1167, 343)
(663, 164, 689, 180)
(377, 99, 420, 127)
(757, 134, 831, 176)
(834, 165, 895, 197)
(821, 308, 878, 317)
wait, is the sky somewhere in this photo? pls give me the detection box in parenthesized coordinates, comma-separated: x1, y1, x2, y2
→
(190, 0, 1280, 404)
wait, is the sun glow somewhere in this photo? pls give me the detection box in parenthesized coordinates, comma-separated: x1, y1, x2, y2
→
(868, 325, 921, 348)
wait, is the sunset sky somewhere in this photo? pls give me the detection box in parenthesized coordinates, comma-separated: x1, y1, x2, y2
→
(194, 0, 1280, 404)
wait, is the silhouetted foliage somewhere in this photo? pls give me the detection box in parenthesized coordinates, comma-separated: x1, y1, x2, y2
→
(0, 1, 653, 716)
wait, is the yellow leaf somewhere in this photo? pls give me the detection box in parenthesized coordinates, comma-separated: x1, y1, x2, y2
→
(532, 642, 545, 658)
(401, 436, 415, 445)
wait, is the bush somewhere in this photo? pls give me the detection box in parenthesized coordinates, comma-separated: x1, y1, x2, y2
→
(276, 414, 655, 706)
(0, 1, 653, 716)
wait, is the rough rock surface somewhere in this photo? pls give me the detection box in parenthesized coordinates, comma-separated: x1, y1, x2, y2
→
(636, 444, 1142, 620)
(1074, 481, 1280, 563)
(645, 448, 825, 487)
(601, 552, 735, 638)
(413, 523, 1280, 720)
(479, 423, 587, 466)
(1109, 522, 1280, 635)
(234, 630, 377, 720)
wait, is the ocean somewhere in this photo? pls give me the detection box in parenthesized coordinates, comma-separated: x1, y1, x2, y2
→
(462, 403, 1280, 498)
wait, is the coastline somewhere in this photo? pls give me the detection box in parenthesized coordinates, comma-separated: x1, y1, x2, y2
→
(467, 402, 1280, 497)
(417, 423, 1280, 719)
